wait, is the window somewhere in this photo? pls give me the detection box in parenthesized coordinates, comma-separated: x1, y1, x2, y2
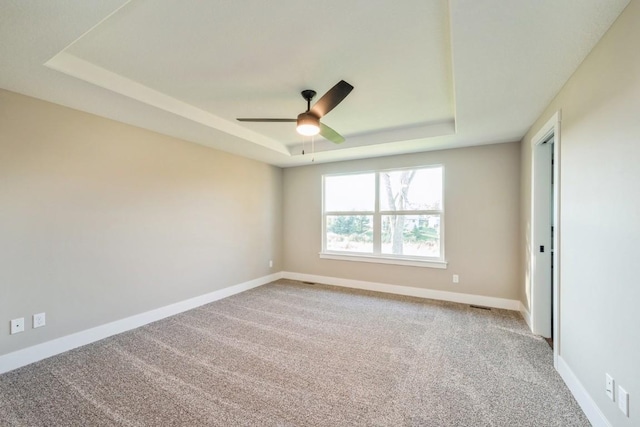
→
(322, 166, 445, 268)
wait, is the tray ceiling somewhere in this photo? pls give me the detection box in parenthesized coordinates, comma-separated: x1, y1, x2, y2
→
(0, 0, 630, 166)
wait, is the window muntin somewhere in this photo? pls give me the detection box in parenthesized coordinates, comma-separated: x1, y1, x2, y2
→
(322, 166, 444, 262)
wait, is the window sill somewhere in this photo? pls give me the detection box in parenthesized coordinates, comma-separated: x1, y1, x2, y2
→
(319, 252, 448, 269)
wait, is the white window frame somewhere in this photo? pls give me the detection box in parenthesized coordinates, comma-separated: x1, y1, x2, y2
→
(320, 165, 447, 269)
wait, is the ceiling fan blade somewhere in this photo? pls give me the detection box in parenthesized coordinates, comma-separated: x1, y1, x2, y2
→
(319, 122, 345, 144)
(236, 118, 296, 122)
(310, 80, 354, 118)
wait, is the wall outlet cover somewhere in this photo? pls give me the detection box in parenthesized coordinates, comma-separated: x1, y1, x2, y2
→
(606, 374, 615, 401)
(33, 312, 46, 328)
(618, 386, 629, 417)
(10, 318, 25, 334)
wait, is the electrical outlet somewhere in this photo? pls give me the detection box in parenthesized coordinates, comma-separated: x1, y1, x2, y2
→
(269, 260, 273, 268)
(618, 386, 629, 417)
(10, 318, 25, 335)
(606, 374, 615, 401)
(453, 274, 459, 283)
(33, 312, 46, 328)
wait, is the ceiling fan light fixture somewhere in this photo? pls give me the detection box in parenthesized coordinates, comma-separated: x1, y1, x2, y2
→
(237, 81, 353, 144)
(296, 112, 320, 136)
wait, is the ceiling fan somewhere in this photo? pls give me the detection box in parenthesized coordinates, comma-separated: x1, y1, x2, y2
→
(237, 80, 354, 144)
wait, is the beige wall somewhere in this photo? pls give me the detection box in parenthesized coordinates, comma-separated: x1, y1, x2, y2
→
(0, 89, 283, 356)
(284, 142, 521, 300)
(520, 1, 639, 425)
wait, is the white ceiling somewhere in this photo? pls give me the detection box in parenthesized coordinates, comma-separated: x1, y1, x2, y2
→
(0, 0, 630, 167)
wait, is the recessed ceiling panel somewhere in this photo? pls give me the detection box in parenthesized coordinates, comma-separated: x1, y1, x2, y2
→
(64, 0, 454, 145)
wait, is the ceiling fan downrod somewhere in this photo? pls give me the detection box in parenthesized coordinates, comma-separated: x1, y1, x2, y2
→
(301, 90, 316, 112)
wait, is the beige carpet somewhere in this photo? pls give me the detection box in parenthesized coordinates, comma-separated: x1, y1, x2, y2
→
(0, 280, 588, 426)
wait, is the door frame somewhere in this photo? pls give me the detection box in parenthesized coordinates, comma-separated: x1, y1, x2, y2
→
(530, 110, 561, 368)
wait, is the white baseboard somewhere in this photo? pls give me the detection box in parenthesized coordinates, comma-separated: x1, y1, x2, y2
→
(2, 271, 609, 427)
(281, 271, 521, 311)
(557, 356, 611, 427)
(520, 301, 533, 330)
(0, 273, 282, 374)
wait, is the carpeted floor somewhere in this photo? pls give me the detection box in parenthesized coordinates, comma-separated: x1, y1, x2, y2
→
(0, 280, 589, 426)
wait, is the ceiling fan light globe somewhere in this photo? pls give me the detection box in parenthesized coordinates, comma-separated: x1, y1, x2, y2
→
(296, 113, 320, 136)
(297, 124, 320, 136)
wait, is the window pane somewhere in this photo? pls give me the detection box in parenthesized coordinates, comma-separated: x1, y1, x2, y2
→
(381, 215, 440, 258)
(379, 167, 442, 211)
(324, 173, 375, 212)
(326, 215, 373, 253)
